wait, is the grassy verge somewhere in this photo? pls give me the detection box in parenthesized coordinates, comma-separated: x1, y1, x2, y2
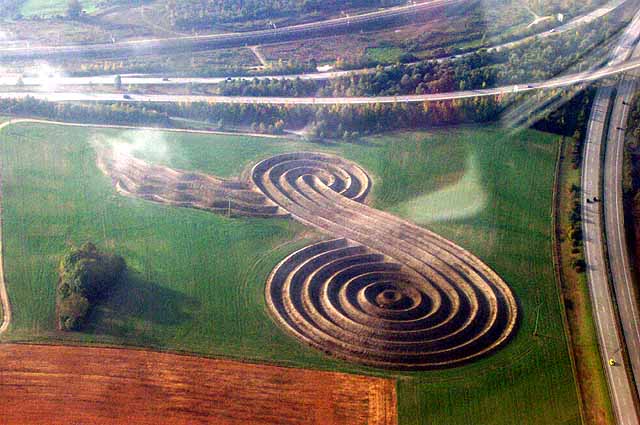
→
(555, 136, 614, 424)
(365, 47, 407, 63)
(0, 122, 580, 424)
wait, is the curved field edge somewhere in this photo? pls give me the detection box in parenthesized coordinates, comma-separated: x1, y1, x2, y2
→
(0, 118, 14, 334)
(0, 121, 580, 425)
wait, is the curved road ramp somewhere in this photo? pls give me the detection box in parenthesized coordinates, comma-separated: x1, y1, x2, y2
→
(98, 150, 519, 369)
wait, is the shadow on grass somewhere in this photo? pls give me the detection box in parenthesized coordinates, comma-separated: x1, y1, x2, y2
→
(84, 270, 199, 343)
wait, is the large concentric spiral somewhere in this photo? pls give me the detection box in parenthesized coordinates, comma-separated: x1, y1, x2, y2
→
(252, 152, 518, 369)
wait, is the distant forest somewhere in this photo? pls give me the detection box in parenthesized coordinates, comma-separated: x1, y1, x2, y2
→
(162, 0, 404, 30)
(0, 0, 612, 24)
(159, 0, 613, 30)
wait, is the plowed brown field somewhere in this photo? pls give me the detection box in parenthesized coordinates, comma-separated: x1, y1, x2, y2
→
(0, 344, 397, 425)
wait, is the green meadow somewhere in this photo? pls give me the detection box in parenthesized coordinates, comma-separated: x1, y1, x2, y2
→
(0, 122, 579, 424)
(20, 0, 100, 17)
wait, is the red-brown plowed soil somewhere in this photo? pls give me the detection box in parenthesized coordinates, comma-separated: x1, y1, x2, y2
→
(0, 344, 397, 425)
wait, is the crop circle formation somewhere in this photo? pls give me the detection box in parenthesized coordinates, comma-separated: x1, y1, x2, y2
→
(252, 152, 518, 370)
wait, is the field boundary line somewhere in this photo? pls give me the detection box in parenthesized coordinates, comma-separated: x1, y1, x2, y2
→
(0, 120, 14, 334)
(0, 117, 287, 138)
(551, 136, 588, 425)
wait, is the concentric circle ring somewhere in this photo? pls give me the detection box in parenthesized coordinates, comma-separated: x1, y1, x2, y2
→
(252, 152, 518, 369)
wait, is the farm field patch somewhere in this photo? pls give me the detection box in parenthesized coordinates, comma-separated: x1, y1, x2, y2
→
(365, 47, 407, 63)
(0, 122, 578, 424)
(0, 343, 397, 425)
(20, 0, 100, 17)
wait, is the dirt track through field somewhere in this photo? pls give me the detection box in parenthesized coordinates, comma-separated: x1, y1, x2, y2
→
(252, 152, 518, 369)
(95, 146, 288, 218)
(0, 344, 397, 425)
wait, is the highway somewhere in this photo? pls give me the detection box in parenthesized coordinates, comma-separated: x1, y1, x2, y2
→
(5, 54, 640, 105)
(0, 69, 373, 87)
(581, 7, 640, 425)
(604, 67, 640, 397)
(0, 0, 467, 61)
(583, 88, 639, 425)
(0, 0, 630, 88)
(489, 0, 630, 53)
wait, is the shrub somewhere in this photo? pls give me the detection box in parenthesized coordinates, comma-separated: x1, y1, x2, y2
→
(56, 242, 126, 331)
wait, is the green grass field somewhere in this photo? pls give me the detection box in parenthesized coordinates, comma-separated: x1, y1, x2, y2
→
(0, 122, 580, 424)
(365, 46, 406, 63)
(20, 0, 100, 17)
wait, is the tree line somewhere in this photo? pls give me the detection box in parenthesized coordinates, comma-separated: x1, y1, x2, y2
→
(0, 97, 171, 126)
(0, 85, 589, 140)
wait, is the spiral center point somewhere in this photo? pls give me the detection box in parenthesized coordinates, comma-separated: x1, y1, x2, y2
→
(376, 289, 403, 307)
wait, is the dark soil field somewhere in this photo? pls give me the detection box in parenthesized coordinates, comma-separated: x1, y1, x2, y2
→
(0, 344, 397, 425)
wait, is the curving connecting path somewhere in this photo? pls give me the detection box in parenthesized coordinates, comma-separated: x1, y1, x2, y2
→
(251, 152, 518, 369)
(96, 145, 289, 218)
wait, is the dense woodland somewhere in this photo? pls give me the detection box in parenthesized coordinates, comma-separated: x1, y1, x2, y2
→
(56, 243, 126, 331)
(0, 97, 172, 125)
(162, 0, 403, 30)
(0, 94, 504, 138)
(526, 0, 609, 15)
(160, 0, 612, 31)
(218, 18, 617, 98)
(625, 95, 640, 205)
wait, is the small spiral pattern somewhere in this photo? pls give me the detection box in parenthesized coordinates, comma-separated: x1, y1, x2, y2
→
(252, 152, 518, 369)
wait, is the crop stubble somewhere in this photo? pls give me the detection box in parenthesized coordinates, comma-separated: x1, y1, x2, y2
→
(0, 344, 397, 425)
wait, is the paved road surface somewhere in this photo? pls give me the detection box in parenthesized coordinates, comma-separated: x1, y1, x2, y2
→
(491, 0, 630, 53)
(583, 87, 639, 425)
(604, 70, 640, 399)
(4, 54, 640, 105)
(0, 0, 630, 88)
(581, 8, 640, 425)
(0, 0, 466, 61)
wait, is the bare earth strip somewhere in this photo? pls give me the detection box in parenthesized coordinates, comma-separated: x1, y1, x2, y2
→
(95, 146, 289, 218)
(0, 343, 397, 425)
